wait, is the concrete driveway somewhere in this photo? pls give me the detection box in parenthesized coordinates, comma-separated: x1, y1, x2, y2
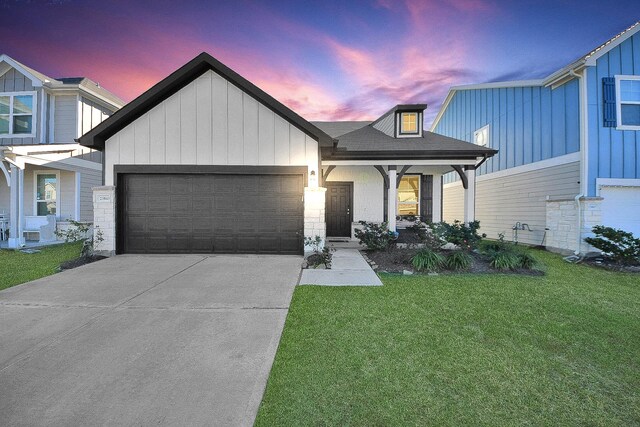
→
(0, 254, 301, 426)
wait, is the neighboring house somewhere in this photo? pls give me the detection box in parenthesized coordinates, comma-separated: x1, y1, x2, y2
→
(79, 53, 495, 255)
(432, 21, 640, 253)
(0, 54, 124, 248)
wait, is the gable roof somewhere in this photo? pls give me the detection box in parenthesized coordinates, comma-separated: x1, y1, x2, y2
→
(78, 52, 335, 150)
(0, 54, 54, 86)
(323, 124, 497, 160)
(431, 20, 640, 131)
(312, 121, 371, 138)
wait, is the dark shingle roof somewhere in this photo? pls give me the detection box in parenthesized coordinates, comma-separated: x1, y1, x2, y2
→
(324, 124, 497, 160)
(312, 121, 371, 138)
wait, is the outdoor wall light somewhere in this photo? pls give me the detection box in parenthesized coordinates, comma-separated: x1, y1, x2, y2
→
(309, 169, 318, 187)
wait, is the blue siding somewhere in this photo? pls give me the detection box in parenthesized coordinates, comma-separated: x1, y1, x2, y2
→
(435, 79, 581, 183)
(586, 32, 640, 196)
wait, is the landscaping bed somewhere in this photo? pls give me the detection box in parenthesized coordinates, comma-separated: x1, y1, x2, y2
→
(59, 254, 108, 271)
(363, 247, 544, 276)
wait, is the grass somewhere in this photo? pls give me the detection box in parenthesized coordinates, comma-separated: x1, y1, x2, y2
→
(0, 242, 82, 291)
(256, 250, 640, 426)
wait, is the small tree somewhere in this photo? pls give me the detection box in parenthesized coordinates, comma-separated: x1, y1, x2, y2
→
(584, 225, 640, 265)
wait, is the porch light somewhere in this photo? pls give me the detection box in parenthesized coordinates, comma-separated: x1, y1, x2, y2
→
(309, 169, 318, 187)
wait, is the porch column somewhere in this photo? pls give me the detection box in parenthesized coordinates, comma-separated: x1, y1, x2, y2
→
(8, 165, 25, 248)
(432, 173, 442, 223)
(463, 168, 476, 223)
(387, 166, 397, 232)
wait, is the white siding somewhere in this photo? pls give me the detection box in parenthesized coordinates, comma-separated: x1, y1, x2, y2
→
(104, 70, 319, 185)
(80, 97, 112, 137)
(443, 161, 580, 245)
(326, 166, 384, 223)
(54, 95, 77, 143)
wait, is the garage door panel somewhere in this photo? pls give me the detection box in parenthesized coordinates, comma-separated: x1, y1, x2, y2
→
(120, 172, 303, 254)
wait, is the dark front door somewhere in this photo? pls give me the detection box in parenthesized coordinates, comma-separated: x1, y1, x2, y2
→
(118, 173, 304, 254)
(325, 182, 352, 237)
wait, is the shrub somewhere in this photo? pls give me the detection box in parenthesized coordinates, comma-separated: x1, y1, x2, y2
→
(489, 252, 521, 270)
(517, 252, 538, 270)
(406, 221, 445, 249)
(55, 219, 103, 257)
(584, 225, 640, 265)
(429, 220, 486, 251)
(411, 248, 445, 272)
(354, 221, 395, 251)
(444, 250, 473, 270)
(304, 235, 334, 268)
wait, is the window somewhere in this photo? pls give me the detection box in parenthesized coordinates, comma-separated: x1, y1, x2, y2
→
(615, 75, 640, 129)
(0, 92, 36, 136)
(474, 124, 489, 146)
(397, 175, 420, 217)
(400, 112, 418, 134)
(35, 173, 57, 216)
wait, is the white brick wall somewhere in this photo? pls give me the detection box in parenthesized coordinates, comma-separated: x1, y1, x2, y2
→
(545, 197, 602, 254)
(303, 186, 326, 252)
(92, 186, 116, 256)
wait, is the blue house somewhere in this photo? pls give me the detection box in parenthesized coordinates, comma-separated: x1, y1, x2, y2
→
(431, 21, 640, 254)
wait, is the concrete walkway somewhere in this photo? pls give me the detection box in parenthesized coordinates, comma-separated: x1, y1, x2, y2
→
(0, 254, 301, 427)
(299, 249, 383, 286)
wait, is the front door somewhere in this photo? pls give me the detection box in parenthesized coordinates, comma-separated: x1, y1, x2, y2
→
(325, 182, 352, 237)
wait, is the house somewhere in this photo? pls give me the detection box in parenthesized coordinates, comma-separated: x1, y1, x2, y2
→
(431, 21, 640, 253)
(78, 53, 495, 255)
(0, 54, 124, 248)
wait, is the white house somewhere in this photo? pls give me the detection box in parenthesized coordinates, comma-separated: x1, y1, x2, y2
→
(78, 53, 495, 255)
(0, 54, 124, 248)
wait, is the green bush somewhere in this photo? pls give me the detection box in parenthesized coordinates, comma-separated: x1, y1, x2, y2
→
(354, 221, 395, 251)
(517, 252, 538, 270)
(489, 252, 521, 270)
(411, 249, 445, 272)
(584, 225, 640, 265)
(429, 220, 486, 251)
(444, 250, 473, 270)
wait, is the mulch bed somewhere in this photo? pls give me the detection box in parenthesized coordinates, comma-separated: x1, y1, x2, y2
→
(363, 248, 544, 276)
(59, 255, 108, 271)
(579, 256, 640, 273)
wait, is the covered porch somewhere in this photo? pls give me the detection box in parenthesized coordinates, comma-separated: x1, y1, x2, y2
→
(0, 145, 100, 248)
(321, 160, 480, 239)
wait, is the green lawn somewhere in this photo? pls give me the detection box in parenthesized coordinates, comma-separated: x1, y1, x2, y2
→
(256, 250, 640, 426)
(0, 242, 82, 291)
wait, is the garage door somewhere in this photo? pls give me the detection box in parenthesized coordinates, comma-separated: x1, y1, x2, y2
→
(118, 173, 304, 254)
(600, 185, 640, 237)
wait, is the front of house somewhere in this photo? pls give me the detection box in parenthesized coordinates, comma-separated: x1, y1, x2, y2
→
(79, 53, 495, 255)
(432, 21, 640, 253)
(0, 54, 123, 248)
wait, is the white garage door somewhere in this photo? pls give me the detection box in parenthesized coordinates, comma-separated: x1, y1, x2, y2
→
(600, 185, 640, 237)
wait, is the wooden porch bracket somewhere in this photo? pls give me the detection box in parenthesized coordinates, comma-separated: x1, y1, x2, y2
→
(374, 165, 389, 189)
(396, 165, 412, 188)
(374, 165, 390, 222)
(451, 165, 468, 189)
(322, 165, 336, 183)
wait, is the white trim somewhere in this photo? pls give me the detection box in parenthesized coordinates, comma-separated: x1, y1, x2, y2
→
(20, 154, 102, 172)
(33, 169, 60, 217)
(475, 152, 581, 183)
(0, 55, 45, 87)
(579, 68, 589, 196)
(430, 90, 456, 131)
(0, 158, 10, 186)
(614, 75, 640, 130)
(75, 171, 81, 220)
(48, 93, 55, 144)
(9, 143, 84, 154)
(76, 94, 82, 139)
(432, 173, 442, 222)
(584, 22, 640, 66)
(0, 91, 38, 138)
(451, 80, 544, 91)
(596, 178, 640, 195)
(39, 91, 46, 143)
(322, 159, 478, 166)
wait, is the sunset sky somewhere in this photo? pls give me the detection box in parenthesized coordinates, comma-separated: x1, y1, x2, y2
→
(1, 0, 639, 125)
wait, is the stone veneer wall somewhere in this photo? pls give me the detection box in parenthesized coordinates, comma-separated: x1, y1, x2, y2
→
(303, 187, 327, 252)
(92, 186, 116, 256)
(545, 197, 602, 254)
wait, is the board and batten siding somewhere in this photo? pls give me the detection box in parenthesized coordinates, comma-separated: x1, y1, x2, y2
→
(0, 68, 42, 146)
(586, 31, 640, 196)
(443, 161, 580, 246)
(434, 80, 580, 183)
(104, 70, 318, 185)
(80, 97, 112, 137)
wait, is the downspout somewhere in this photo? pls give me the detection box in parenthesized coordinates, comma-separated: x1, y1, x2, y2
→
(571, 68, 588, 255)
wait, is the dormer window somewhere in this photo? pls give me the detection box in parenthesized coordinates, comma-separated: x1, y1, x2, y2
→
(400, 112, 418, 134)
